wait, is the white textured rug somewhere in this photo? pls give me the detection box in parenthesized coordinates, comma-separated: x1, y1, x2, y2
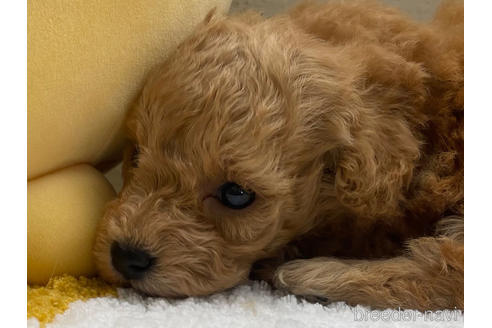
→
(27, 281, 463, 328)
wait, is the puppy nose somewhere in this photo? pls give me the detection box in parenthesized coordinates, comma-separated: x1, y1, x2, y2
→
(110, 242, 154, 280)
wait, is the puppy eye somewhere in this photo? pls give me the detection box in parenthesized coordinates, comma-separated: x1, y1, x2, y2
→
(131, 146, 139, 168)
(217, 182, 255, 209)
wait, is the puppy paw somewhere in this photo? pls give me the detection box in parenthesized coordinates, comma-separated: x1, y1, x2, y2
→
(273, 260, 304, 291)
(273, 258, 351, 297)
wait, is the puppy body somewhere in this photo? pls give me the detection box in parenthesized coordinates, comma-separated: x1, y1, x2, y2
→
(94, 1, 463, 311)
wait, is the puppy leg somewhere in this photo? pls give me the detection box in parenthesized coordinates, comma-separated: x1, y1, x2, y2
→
(273, 236, 463, 311)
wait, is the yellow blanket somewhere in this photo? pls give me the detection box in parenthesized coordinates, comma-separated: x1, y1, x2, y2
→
(28, 275, 116, 326)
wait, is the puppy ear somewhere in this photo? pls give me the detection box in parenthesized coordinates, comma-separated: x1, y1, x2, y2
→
(331, 46, 428, 219)
(293, 43, 426, 219)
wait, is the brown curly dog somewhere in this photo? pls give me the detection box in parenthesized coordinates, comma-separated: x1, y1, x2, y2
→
(94, 0, 463, 311)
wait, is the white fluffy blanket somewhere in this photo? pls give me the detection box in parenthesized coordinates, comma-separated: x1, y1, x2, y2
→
(27, 281, 463, 328)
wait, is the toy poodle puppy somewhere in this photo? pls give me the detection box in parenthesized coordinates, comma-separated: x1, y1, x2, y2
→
(94, 0, 463, 311)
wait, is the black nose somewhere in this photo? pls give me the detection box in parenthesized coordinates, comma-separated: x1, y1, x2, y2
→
(111, 242, 155, 280)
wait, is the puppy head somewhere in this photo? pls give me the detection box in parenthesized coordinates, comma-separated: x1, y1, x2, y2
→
(94, 12, 416, 297)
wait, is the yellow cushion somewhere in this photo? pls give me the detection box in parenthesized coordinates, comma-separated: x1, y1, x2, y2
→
(27, 165, 116, 284)
(27, 0, 231, 179)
